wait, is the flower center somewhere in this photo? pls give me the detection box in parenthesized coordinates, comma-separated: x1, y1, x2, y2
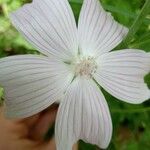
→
(75, 56, 97, 77)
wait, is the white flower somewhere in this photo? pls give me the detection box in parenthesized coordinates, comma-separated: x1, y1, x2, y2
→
(0, 0, 150, 149)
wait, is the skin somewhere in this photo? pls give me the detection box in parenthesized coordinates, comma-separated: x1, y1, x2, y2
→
(0, 104, 78, 150)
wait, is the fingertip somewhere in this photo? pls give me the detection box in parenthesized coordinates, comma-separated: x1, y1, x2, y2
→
(29, 104, 59, 140)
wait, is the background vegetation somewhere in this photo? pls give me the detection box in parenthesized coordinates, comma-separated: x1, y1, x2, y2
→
(0, 0, 150, 149)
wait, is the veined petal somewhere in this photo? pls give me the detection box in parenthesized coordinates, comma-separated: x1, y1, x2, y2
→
(0, 55, 73, 119)
(94, 49, 150, 104)
(55, 77, 112, 150)
(10, 0, 78, 61)
(78, 0, 128, 57)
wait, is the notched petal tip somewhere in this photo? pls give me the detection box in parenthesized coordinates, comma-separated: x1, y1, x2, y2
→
(95, 49, 150, 104)
(0, 55, 73, 119)
(55, 78, 112, 150)
(78, 0, 129, 57)
(9, 0, 78, 60)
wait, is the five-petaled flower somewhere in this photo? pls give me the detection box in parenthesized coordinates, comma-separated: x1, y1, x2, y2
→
(0, 0, 150, 149)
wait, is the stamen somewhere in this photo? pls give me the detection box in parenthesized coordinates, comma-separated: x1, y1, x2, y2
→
(75, 56, 97, 78)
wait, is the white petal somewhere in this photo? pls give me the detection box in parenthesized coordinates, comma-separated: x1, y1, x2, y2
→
(10, 0, 78, 61)
(78, 0, 128, 57)
(55, 77, 112, 150)
(0, 55, 73, 118)
(94, 49, 150, 104)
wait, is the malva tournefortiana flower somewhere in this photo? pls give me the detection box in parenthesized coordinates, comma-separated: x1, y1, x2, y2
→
(0, 0, 150, 149)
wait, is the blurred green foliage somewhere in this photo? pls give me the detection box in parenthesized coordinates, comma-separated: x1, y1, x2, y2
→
(0, 0, 150, 150)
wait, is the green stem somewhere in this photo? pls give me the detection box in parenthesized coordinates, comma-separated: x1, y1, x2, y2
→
(111, 107, 150, 113)
(117, 0, 150, 49)
(131, 39, 150, 48)
(2, 3, 9, 18)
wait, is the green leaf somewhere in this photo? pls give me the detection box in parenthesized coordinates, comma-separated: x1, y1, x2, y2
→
(69, 0, 150, 25)
(117, 0, 150, 49)
(79, 140, 96, 150)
